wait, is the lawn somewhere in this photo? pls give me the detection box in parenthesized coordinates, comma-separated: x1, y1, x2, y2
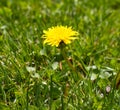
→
(0, 0, 120, 110)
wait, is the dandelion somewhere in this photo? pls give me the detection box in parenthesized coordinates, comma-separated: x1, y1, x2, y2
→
(42, 25, 83, 80)
(42, 25, 79, 47)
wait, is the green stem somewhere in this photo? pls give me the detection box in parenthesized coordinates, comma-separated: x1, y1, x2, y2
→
(60, 47, 83, 80)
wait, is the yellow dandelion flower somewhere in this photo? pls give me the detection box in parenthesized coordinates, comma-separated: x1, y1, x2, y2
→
(42, 25, 79, 47)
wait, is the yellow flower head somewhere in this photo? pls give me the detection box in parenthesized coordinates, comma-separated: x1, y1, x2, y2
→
(42, 25, 79, 47)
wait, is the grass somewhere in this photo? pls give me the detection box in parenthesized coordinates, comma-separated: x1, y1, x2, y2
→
(0, 0, 120, 110)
